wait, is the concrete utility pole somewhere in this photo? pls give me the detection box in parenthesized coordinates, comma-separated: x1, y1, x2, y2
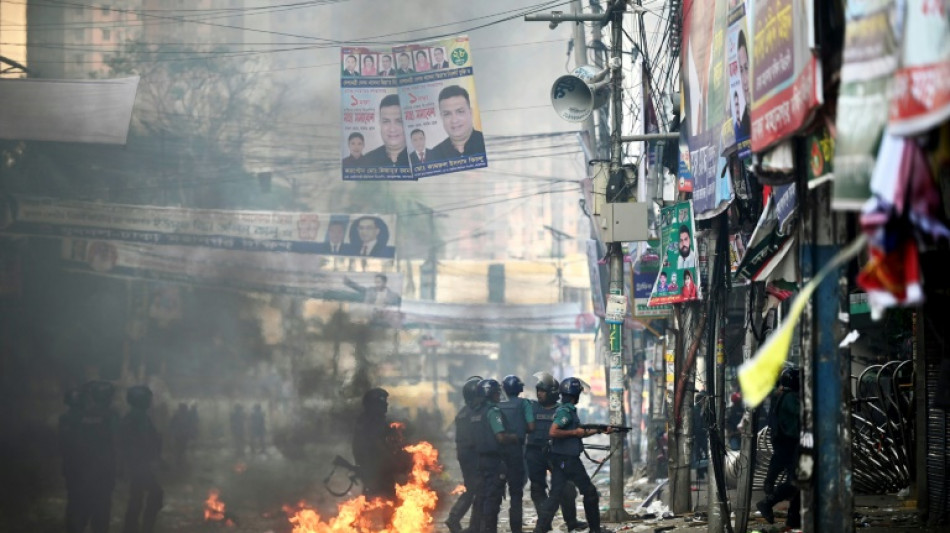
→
(799, 154, 853, 533)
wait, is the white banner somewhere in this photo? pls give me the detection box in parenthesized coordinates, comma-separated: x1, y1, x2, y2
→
(0, 76, 139, 144)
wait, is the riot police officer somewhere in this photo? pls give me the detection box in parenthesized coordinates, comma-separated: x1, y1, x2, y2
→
(446, 376, 483, 533)
(497, 375, 535, 533)
(120, 385, 164, 533)
(532, 377, 613, 533)
(526, 374, 586, 532)
(60, 380, 118, 533)
(472, 378, 519, 533)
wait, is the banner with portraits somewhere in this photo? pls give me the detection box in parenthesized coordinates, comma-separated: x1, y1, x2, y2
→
(0, 195, 398, 259)
(889, 0, 950, 136)
(679, 0, 735, 217)
(648, 201, 701, 306)
(340, 35, 488, 181)
(60, 239, 404, 309)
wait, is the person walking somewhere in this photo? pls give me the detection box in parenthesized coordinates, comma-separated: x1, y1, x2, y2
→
(756, 368, 802, 529)
(526, 374, 587, 532)
(532, 377, 613, 533)
(249, 404, 266, 454)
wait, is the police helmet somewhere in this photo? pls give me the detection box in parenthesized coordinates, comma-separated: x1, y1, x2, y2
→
(126, 385, 153, 409)
(362, 387, 389, 408)
(559, 377, 584, 398)
(535, 373, 559, 395)
(502, 375, 524, 397)
(779, 368, 800, 392)
(83, 380, 116, 406)
(477, 379, 502, 402)
(462, 376, 483, 406)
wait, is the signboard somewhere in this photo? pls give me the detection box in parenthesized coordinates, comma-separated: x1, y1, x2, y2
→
(632, 239, 672, 317)
(1, 196, 397, 259)
(341, 36, 487, 181)
(61, 239, 404, 308)
(889, 0, 950, 136)
(748, 0, 822, 152)
(648, 201, 701, 306)
(680, 0, 735, 217)
(833, 0, 898, 210)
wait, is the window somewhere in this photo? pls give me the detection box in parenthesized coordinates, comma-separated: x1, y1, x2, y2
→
(101, 29, 111, 41)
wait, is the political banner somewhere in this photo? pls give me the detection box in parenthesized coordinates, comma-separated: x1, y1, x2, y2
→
(648, 201, 701, 306)
(632, 239, 672, 317)
(61, 239, 403, 308)
(726, 3, 752, 158)
(0, 196, 398, 259)
(833, 0, 898, 210)
(341, 36, 487, 181)
(889, 0, 950, 136)
(680, 0, 734, 217)
(748, 0, 822, 152)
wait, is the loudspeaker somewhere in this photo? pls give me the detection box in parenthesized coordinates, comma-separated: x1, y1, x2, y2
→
(551, 66, 610, 123)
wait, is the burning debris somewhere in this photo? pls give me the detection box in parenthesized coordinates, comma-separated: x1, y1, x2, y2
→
(204, 489, 237, 527)
(450, 485, 466, 496)
(286, 441, 442, 533)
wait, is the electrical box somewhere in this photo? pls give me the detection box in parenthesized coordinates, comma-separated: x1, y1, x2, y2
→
(600, 202, 649, 242)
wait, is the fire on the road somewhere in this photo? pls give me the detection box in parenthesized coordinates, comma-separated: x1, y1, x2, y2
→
(286, 441, 441, 533)
(204, 489, 235, 527)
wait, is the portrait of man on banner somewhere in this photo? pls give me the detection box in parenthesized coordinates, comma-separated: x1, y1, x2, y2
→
(648, 201, 701, 306)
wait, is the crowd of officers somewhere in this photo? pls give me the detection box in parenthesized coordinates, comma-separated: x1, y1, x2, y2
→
(445, 373, 615, 533)
(58, 381, 165, 533)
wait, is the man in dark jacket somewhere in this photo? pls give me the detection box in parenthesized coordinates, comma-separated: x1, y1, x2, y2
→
(756, 368, 801, 529)
(445, 376, 483, 533)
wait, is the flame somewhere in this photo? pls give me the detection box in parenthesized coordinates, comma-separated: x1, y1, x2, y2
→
(204, 489, 235, 526)
(287, 441, 441, 533)
(450, 485, 466, 495)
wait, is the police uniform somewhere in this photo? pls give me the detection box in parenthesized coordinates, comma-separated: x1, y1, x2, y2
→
(526, 399, 580, 529)
(446, 403, 480, 531)
(534, 402, 602, 533)
(472, 400, 509, 533)
(497, 395, 534, 533)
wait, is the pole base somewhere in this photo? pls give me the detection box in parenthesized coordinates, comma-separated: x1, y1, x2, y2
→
(601, 509, 635, 523)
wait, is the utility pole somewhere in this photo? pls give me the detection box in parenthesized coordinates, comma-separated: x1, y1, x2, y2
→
(799, 147, 853, 533)
(572, 0, 598, 154)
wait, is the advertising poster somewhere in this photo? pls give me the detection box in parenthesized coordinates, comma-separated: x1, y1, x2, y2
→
(833, 0, 898, 210)
(680, 0, 734, 217)
(632, 239, 672, 317)
(340, 36, 487, 181)
(648, 201, 701, 306)
(748, 0, 822, 153)
(889, 0, 950, 136)
(1, 196, 398, 259)
(726, 2, 752, 158)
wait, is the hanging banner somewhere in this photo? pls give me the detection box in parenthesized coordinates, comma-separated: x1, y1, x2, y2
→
(749, 0, 822, 153)
(648, 201, 701, 306)
(833, 0, 899, 210)
(61, 239, 404, 307)
(632, 239, 672, 317)
(680, 0, 734, 217)
(341, 36, 487, 181)
(889, 0, 950, 136)
(0, 196, 398, 258)
(726, 2, 752, 158)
